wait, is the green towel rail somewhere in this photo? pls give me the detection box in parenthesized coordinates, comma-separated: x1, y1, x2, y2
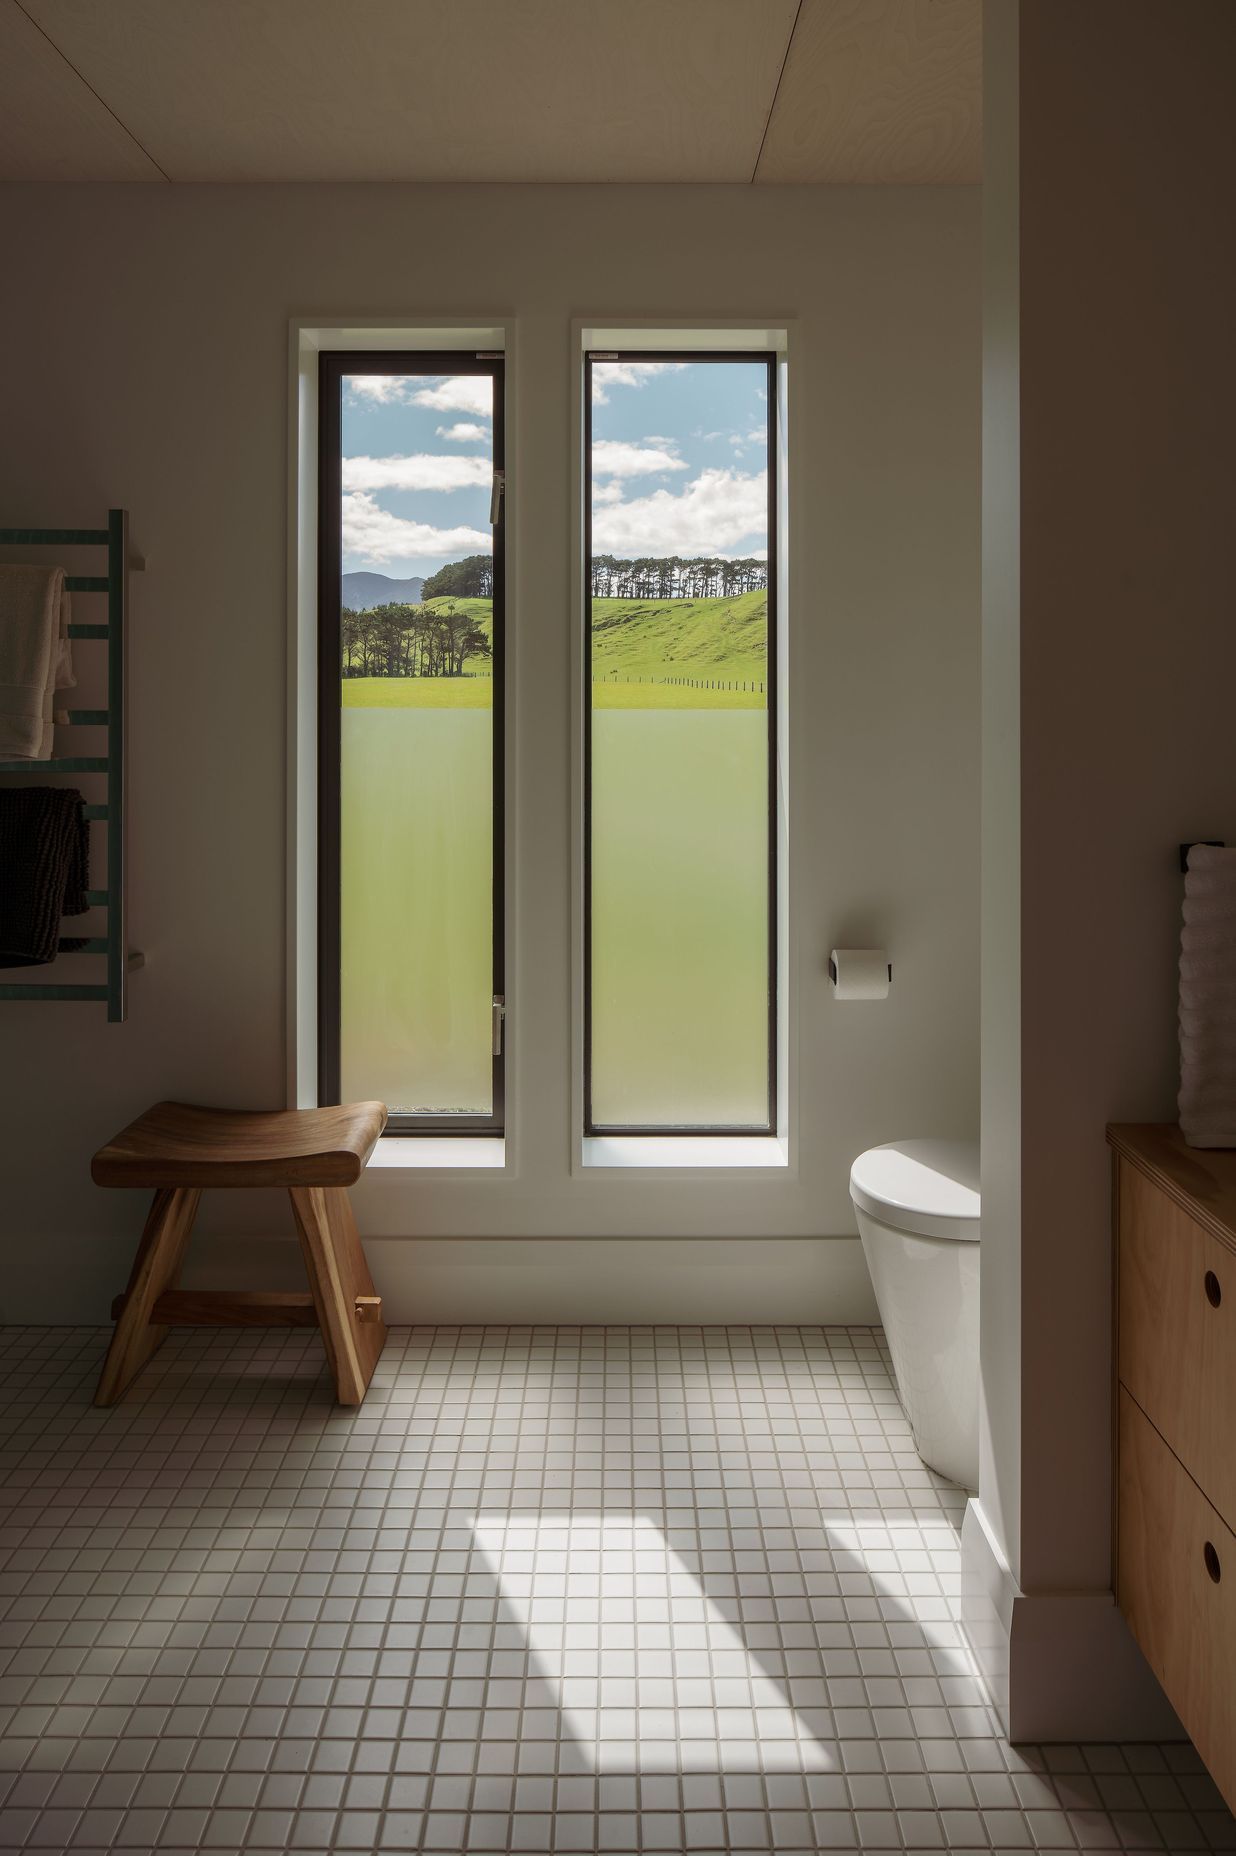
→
(0, 509, 137, 1019)
(0, 757, 108, 774)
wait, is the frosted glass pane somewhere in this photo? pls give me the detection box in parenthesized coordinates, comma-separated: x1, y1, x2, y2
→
(341, 707, 492, 1113)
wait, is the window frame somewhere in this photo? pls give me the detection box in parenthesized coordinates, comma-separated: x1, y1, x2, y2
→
(582, 347, 779, 1138)
(317, 348, 506, 1137)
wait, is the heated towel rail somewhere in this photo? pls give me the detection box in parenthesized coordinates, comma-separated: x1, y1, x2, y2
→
(0, 509, 140, 1020)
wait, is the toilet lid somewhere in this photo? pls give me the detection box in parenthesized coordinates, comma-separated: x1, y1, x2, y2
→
(849, 1139, 981, 1242)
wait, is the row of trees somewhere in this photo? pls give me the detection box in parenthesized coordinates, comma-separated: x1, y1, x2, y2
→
(421, 554, 494, 600)
(590, 554, 768, 601)
(342, 602, 490, 679)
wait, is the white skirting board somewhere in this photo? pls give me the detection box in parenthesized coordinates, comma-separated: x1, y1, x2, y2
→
(961, 1499, 1185, 1742)
(7, 1234, 879, 1328)
(183, 1235, 881, 1326)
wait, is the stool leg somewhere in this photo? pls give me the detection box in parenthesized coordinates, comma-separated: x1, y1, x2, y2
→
(95, 1186, 201, 1406)
(288, 1186, 387, 1405)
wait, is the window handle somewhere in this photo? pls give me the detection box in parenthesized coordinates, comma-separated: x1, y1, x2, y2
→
(490, 469, 505, 526)
(492, 994, 505, 1058)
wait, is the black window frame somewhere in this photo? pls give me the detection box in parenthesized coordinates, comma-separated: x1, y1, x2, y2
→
(583, 348, 779, 1138)
(318, 349, 506, 1137)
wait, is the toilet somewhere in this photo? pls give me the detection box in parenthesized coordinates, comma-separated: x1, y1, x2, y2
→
(849, 1138, 980, 1489)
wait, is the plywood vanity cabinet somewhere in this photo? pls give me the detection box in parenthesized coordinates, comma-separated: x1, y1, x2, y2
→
(1110, 1124, 1236, 1809)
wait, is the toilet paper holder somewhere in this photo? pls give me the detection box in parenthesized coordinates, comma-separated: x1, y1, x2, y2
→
(828, 954, 893, 986)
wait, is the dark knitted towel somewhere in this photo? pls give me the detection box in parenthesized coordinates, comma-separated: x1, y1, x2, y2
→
(0, 786, 90, 967)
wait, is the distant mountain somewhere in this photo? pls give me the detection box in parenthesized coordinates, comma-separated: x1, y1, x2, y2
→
(342, 571, 425, 611)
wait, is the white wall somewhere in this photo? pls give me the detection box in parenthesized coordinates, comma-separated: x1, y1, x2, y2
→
(975, 0, 1023, 1647)
(972, 0, 1236, 1739)
(0, 183, 979, 1323)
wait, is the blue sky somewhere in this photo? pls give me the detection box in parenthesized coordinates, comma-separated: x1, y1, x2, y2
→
(340, 361, 768, 581)
(341, 373, 494, 579)
(590, 359, 768, 563)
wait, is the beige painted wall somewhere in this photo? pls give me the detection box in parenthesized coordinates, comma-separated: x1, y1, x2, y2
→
(978, 0, 1022, 1585)
(977, 0, 1236, 1733)
(0, 183, 979, 1323)
(1020, 0, 1236, 1591)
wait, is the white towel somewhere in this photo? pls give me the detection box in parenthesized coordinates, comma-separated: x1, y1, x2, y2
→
(0, 566, 75, 759)
(1179, 844, 1236, 1148)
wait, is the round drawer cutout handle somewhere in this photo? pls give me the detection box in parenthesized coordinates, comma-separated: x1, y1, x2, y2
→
(1205, 1270, 1222, 1308)
(1204, 1541, 1222, 1585)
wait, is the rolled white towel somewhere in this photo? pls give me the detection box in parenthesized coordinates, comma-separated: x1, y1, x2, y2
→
(0, 567, 74, 759)
(1179, 845, 1236, 1148)
(54, 582, 75, 702)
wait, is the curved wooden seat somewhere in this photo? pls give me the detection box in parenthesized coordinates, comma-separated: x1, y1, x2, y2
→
(92, 1099, 388, 1189)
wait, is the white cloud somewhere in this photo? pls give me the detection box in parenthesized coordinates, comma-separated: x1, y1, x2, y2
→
(341, 491, 491, 565)
(411, 377, 494, 416)
(341, 453, 491, 493)
(591, 438, 687, 479)
(436, 422, 489, 443)
(345, 375, 408, 404)
(591, 480, 625, 505)
(592, 360, 685, 405)
(591, 468, 767, 557)
(344, 377, 496, 416)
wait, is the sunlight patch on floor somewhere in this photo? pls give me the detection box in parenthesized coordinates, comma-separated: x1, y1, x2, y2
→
(472, 1512, 835, 1772)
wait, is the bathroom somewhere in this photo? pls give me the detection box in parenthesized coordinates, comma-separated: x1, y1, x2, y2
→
(1, 5, 1235, 1853)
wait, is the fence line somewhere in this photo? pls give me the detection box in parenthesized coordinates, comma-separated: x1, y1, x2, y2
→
(591, 674, 765, 694)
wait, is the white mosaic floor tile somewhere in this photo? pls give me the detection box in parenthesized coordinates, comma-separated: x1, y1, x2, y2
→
(0, 1324, 1231, 1854)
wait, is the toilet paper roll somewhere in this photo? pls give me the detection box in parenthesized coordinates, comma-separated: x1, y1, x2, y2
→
(829, 948, 891, 1000)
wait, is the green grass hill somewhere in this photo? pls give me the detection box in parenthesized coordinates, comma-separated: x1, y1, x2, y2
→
(342, 591, 768, 707)
(590, 592, 766, 683)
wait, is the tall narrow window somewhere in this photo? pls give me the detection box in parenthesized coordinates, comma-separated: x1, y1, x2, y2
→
(585, 352, 777, 1134)
(319, 353, 504, 1132)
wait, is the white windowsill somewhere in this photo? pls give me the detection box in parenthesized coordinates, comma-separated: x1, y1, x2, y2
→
(366, 1137, 506, 1171)
(582, 1135, 789, 1170)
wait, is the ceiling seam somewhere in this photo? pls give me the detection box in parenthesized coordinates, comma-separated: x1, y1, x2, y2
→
(12, 0, 172, 181)
(750, 0, 805, 185)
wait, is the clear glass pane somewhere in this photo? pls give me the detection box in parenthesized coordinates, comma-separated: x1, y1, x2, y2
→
(338, 370, 496, 1116)
(589, 357, 772, 1129)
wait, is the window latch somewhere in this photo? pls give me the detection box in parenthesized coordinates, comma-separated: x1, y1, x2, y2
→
(489, 468, 505, 526)
(492, 994, 505, 1058)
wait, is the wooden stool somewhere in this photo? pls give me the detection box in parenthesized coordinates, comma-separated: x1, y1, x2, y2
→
(92, 1100, 388, 1407)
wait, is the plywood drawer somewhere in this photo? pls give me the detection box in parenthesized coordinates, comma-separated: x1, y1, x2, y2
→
(1118, 1157, 1236, 1527)
(1119, 1388, 1236, 1808)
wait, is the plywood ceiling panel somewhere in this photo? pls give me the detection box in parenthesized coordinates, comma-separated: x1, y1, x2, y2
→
(755, 0, 982, 184)
(0, 0, 162, 179)
(19, 0, 801, 183)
